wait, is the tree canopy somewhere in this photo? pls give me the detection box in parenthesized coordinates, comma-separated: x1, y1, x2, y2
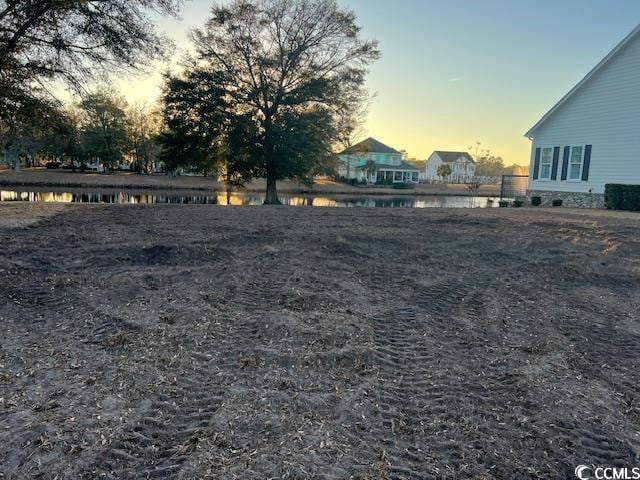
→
(0, 0, 181, 126)
(78, 91, 129, 170)
(185, 0, 379, 203)
(437, 164, 452, 179)
(159, 69, 230, 175)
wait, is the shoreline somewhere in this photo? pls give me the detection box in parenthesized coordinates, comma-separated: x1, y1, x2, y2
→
(0, 181, 498, 197)
(0, 171, 501, 197)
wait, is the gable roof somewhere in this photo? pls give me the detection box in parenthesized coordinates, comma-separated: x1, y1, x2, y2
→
(340, 137, 401, 155)
(525, 24, 640, 138)
(432, 151, 475, 164)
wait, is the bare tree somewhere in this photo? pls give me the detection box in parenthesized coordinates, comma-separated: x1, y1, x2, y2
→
(127, 101, 163, 173)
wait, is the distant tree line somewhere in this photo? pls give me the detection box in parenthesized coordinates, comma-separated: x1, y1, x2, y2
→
(469, 143, 529, 180)
(1, 89, 163, 173)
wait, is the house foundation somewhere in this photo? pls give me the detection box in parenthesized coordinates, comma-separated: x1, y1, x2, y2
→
(527, 190, 605, 208)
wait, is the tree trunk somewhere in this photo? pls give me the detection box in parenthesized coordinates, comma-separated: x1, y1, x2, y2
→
(264, 175, 281, 205)
(262, 119, 281, 205)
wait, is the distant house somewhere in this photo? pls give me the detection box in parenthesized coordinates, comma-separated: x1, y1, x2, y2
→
(525, 24, 640, 208)
(338, 137, 420, 184)
(425, 151, 476, 183)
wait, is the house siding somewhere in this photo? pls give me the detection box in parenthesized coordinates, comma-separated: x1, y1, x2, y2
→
(528, 31, 640, 195)
(425, 153, 476, 183)
(338, 151, 418, 183)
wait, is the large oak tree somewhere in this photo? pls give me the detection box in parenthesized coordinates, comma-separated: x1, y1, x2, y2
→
(191, 0, 379, 204)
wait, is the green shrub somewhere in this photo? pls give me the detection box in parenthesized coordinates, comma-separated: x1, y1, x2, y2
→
(551, 199, 563, 207)
(622, 188, 640, 211)
(513, 199, 524, 208)
(498, 200, 509, 208)
(604, 184, 640, 211)
(531, 196, 542, 207)
(392, 182, 415, 190)
(605, 184, 625, 209)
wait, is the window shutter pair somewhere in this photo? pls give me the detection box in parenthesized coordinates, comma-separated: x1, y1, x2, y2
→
(561, 145, 592, 180)
(533, 145, 592, 181)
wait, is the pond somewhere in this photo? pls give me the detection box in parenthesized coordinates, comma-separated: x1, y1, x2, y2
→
(0, 189, 500, 208)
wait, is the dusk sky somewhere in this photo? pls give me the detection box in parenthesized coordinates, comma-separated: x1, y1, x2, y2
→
(116, 0, 640, 165)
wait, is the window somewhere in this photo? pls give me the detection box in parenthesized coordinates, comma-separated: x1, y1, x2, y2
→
(568, 146, 584, 180)
(539, 147, 553, 179)
(394, 171, 403, 182)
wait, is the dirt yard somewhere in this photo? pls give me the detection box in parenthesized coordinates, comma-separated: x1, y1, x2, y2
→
(1, 204, 639, 479)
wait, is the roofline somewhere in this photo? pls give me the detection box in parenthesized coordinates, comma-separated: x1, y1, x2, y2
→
(430, 151, 476, 164)
(338, 137, 402, 155)
(524, 23, 640, 139)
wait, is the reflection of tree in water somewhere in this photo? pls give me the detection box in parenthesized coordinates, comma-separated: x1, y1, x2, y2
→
(0, 190, 501, 209)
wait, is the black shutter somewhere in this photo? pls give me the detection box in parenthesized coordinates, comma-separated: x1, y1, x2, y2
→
(561, 146, 570, 180)
(582, 145, 592, 181)
(551, 147, 560, 180)
(533, 148, 541, 180)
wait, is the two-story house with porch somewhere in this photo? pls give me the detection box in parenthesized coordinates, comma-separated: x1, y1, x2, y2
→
(425, 151, 476, 183)
(338, 138, 420, 184)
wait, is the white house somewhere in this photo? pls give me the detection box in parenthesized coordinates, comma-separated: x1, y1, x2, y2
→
(525, 24, 640, 208)
(425, 151, 476, 183)
(338, 137, 420, 184)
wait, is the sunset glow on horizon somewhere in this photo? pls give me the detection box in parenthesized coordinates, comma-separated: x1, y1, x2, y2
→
(113, 0, 640, 165)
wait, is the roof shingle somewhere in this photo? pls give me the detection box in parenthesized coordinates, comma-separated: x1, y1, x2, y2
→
(340, 137, 401, 155)
(432, 151, 475, 164)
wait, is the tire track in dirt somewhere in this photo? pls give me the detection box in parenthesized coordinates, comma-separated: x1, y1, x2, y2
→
(90, 377, 226, 479)
(85, 311, 260, 479)
(80, 248, 277, 478)
(369, 280, 521, 479)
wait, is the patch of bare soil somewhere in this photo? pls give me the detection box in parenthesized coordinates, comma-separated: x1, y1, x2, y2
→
(1, 205, 640, 479)
(0, 203, 68, 229)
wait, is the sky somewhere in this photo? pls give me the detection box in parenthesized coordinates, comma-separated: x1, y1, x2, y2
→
(115, 0, 640, 165)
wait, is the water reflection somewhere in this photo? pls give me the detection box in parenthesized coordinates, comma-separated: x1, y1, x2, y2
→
(0, 190, 499, 209)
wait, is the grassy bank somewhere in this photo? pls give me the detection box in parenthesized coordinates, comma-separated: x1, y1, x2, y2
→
(0, 168, 501, 196)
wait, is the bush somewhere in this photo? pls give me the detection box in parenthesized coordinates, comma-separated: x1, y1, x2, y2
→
(605, 184, 625, 209)
(45, 161, 60, 169)
(513, 199, 524, 208)
(498, 200, 509, 208)
(605, 184, 640, 211)
(622, 188, 640, 211)
(531, 196, 542, 207)
(552, 199, 563, 207)
(377, 177, 393, 186)
(392, 182, 415, 190)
